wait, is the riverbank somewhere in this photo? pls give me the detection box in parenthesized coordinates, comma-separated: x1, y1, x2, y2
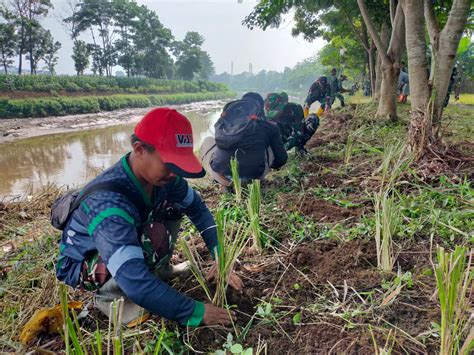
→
(0, 102, 472, 353)
(0, 91, 234, 119)
(0, 99, 226, 143)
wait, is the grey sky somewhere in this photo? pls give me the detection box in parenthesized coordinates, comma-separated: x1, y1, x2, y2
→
(44, 0, 324, 75)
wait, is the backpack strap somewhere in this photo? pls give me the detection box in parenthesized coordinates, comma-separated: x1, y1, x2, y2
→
(71, 182, 149, 223)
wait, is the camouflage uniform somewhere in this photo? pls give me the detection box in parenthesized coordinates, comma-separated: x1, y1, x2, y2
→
(265, 93, 285, 119)
(304, 77, 331, 117)
(79, 204, 181, 291)
(329, 74, 345, 107)
(264, 93, 312, 151)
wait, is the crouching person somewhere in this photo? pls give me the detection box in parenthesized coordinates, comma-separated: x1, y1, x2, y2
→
(264, 92, 318, 153)
(201, 92, 288, 190)
(54, 108, 242, 327)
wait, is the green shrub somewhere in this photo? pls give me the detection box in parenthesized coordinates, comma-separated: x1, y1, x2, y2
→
(0, 91, 234, 118)
(64, 82, 81, 92)
(0, 74, 231, 95)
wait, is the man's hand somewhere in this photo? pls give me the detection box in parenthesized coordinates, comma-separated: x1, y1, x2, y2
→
(206, 262, 244, 293)
(201, 303, 236, 326)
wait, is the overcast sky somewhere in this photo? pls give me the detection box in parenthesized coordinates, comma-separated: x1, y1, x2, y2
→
(43, 0, 324, 75)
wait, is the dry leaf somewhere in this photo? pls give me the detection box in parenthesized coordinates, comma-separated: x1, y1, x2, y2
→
(20, 301, 83, 345)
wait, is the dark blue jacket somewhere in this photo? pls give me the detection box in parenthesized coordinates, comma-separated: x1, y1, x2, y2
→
(56, 153, 217, 326)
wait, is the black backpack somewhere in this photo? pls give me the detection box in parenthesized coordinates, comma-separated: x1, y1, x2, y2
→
(50, 182, 148, 231)
(214, 99, 262, 149)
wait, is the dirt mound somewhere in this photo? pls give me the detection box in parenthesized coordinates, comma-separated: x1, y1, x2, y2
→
(302, 156, 343, 171)
(300, 198, 360, 222)
(307, 112, 354, 148)
(287, 240, 380, 289)
(283, 194, 363, 223)
(244, 321, 374, 354)
(306, 172, 344, 188)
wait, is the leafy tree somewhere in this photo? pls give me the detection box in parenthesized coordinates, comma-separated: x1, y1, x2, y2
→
(198, 51, 215, 80)
(72, 40, 90, 75)
(318, 36, 366, 82)
(174, 31, 214, 80)
(66, 0, 117, 77)
(5, 0, 53, 74)
(7, 0, 29, 74)
(43, 38, 61, 75)
(25, 0, 53, 74)
(0, 22, 17, 74)
(132, 6, 174, 78)
(243, 0, 389, 98)
(113, 0, 140, 77)
(25, 27, 54, 74)
(401, 0, 471, 159)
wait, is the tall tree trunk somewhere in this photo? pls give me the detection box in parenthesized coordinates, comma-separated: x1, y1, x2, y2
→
(368, 42, 376, 97)
(374, 50, 382, 100)
(377, 65, 399, 121)
(401, 0, 431, 159)
(18, 26, 24, 74)
(374, 23, 389, 102)
(358, 0, 405, 121)
(424, 0, 471, 134)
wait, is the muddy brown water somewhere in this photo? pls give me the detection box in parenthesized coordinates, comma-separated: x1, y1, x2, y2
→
(0, 105, 221, 199)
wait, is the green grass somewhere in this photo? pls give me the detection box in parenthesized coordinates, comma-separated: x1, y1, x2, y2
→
(0, 74, 228, 94)
(434, 246, 472, 355)
(455, 93, 474, 105)
(0, 91, 234, 118)
(348, 92, 372, 104)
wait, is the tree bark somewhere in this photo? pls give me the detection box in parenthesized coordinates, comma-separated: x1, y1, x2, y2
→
(425, 0, 470, 131)
(377, 64, 399, 121)
(368, 42, 376, 97)
(400, 0, 431, 159)
(402, 0, 429, 111)
(18, 24, 24, 74)
(374, 22, 389, 101)
(358, 0, 405, 121)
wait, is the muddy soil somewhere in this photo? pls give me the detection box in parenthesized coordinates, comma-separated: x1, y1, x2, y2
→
(174, 238, 437, 354)
(281, 193, 364, 224)
(0, 100, 224, 143)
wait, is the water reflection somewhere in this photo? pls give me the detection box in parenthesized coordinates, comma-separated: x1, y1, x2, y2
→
(0, 109, 220, 198)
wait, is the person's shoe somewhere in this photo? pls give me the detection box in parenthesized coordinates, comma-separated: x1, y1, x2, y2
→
(157, 261, 191, 280)
(126, 313, 151, 328)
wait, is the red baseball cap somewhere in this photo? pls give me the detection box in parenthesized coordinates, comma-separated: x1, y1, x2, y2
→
(134, 108, 205, 178)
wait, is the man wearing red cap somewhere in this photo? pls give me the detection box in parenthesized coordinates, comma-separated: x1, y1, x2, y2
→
(56, 108, 241, 327)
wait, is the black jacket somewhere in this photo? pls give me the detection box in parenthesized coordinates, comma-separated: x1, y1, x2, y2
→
(210, 120, 288, 179)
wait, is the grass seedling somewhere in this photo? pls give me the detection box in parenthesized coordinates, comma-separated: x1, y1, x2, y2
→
(213, 209, 250, 307)
(179, 209, 250, 308)
(247, 179, 264, 251)
(109, 298, 124, 355)
(230, 157, 242, 203)
(374, 141, 413, 192)
(344, 134, 354, 164)
(434, 246, 473, 355)
(179, 238, 213, 302)
(59, 283, 87, 355)
(374, 191, 400, 272)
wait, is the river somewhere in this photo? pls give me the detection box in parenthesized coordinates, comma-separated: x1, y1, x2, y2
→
(0, 103, 222, 199)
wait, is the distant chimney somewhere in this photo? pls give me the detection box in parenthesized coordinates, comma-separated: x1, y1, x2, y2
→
(231, 61, 234, 75)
